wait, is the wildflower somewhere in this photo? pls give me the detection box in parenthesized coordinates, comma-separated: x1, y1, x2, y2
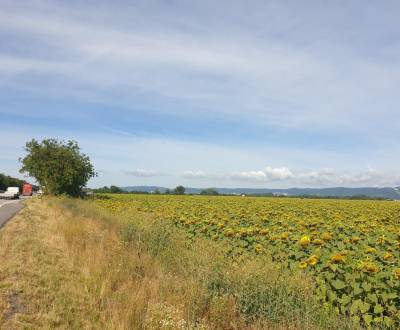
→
(254, 244, 263, 253)
(394, 268, 400, 279)
(350, 236, 360, 243)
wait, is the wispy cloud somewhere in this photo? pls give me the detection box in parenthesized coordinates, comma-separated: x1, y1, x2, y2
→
(1, 1, 400, 187)
(124, 169, 167, 177)
(182, 170, 206, 179)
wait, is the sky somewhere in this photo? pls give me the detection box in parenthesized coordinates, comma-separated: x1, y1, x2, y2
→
(1, 0, 400, 188)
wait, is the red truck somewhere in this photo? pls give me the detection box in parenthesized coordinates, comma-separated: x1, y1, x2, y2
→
(22, 183, 33, 196)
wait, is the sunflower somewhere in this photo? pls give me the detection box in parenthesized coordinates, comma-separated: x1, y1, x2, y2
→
(280, 232, 290, 240)
(363, 262, 380, 273)
(365, 247, 376, 254)
(307, 255, 318, 266)
(312, 238, 324, 246)
(299, 261, 308, 269)
(299, 236, 311, 247)
(330, 253, 346, 264)
(383, 252, 394, 261)
(321, 232, 333, 241)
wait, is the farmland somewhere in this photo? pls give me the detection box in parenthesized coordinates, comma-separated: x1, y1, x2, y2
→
(96, 194, 400, 328)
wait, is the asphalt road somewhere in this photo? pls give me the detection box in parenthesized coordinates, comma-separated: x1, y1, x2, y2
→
(0, 199, 24, 229)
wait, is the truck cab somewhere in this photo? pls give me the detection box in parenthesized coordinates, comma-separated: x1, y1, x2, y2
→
(23, 183, 33, 196)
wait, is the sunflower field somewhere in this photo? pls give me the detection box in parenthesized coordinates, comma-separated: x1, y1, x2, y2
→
(95, 194, 400, 328)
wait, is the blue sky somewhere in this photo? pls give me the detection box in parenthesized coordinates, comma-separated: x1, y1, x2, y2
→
(1, 0, 400, 188)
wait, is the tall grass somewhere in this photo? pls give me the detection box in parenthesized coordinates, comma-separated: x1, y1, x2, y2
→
(52, 197, 357, 329)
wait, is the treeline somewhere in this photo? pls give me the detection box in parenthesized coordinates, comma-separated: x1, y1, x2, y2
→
(0, 173, 25, 191)
(91, 185, 391, 201)
(91, 185, 221, 196)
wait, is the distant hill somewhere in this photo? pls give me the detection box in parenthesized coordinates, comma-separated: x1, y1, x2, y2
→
(122, 186, 400, 200)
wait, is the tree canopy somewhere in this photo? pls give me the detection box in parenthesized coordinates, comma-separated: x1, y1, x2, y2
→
(173, 185, 185, 195)
(200, 188, 219, 196)
(0, 173, 25, 191)
(19, 138, 96, 197)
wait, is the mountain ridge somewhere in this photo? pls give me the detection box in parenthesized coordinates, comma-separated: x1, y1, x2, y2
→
(122, 186, 400, 200)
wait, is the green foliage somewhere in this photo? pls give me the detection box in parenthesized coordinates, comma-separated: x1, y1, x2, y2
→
(0, 173, 25, 191)
(200, 188, 219, 196)
(19, 138, 96, 197)
(93, 186, 124, 193)
(173, 185, 185, 195)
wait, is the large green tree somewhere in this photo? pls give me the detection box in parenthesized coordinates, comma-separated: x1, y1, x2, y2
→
(19, 139, 96, 197)
(173, 185, 185, 195)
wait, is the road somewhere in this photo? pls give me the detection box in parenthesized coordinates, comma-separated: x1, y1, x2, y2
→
(0, 199, 24, 229)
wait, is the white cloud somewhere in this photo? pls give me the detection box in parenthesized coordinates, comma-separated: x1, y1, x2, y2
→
(226, 166, 400, 187)
(182, 170, 206, 179)
(264, 166, 294, 180)
(229, 166, 293, 182)
(230, 170, 267, 182)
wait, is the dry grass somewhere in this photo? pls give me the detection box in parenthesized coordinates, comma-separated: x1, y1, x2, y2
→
(0, 197, 356, 329)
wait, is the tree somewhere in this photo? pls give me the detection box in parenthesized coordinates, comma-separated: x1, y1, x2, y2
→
(19, 139, 96, 197)
(0, 173, 25, 191)
(110, 185, 123, 193)
(173, 185, 185, 195)
(200, 188, 219, 196)
(165, 188, 171, 195)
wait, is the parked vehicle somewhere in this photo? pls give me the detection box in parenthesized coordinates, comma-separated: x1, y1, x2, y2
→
(0, 187, 20, 199)
(22, 183, 33, 196)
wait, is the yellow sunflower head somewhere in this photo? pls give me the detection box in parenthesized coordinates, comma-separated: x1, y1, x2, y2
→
(330, 253, 346, 264)
(321, 232, 333, 241)
(307, 255, 318, 266)
(383, 252, 394, 261)
(365, 247, 376, 254)
(312, 238, 324, 246)
(363, 262, 380, 273)
(299, 236, 311, 247)
(299, 261, 308, 269)
(254, 244, 263, 253)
